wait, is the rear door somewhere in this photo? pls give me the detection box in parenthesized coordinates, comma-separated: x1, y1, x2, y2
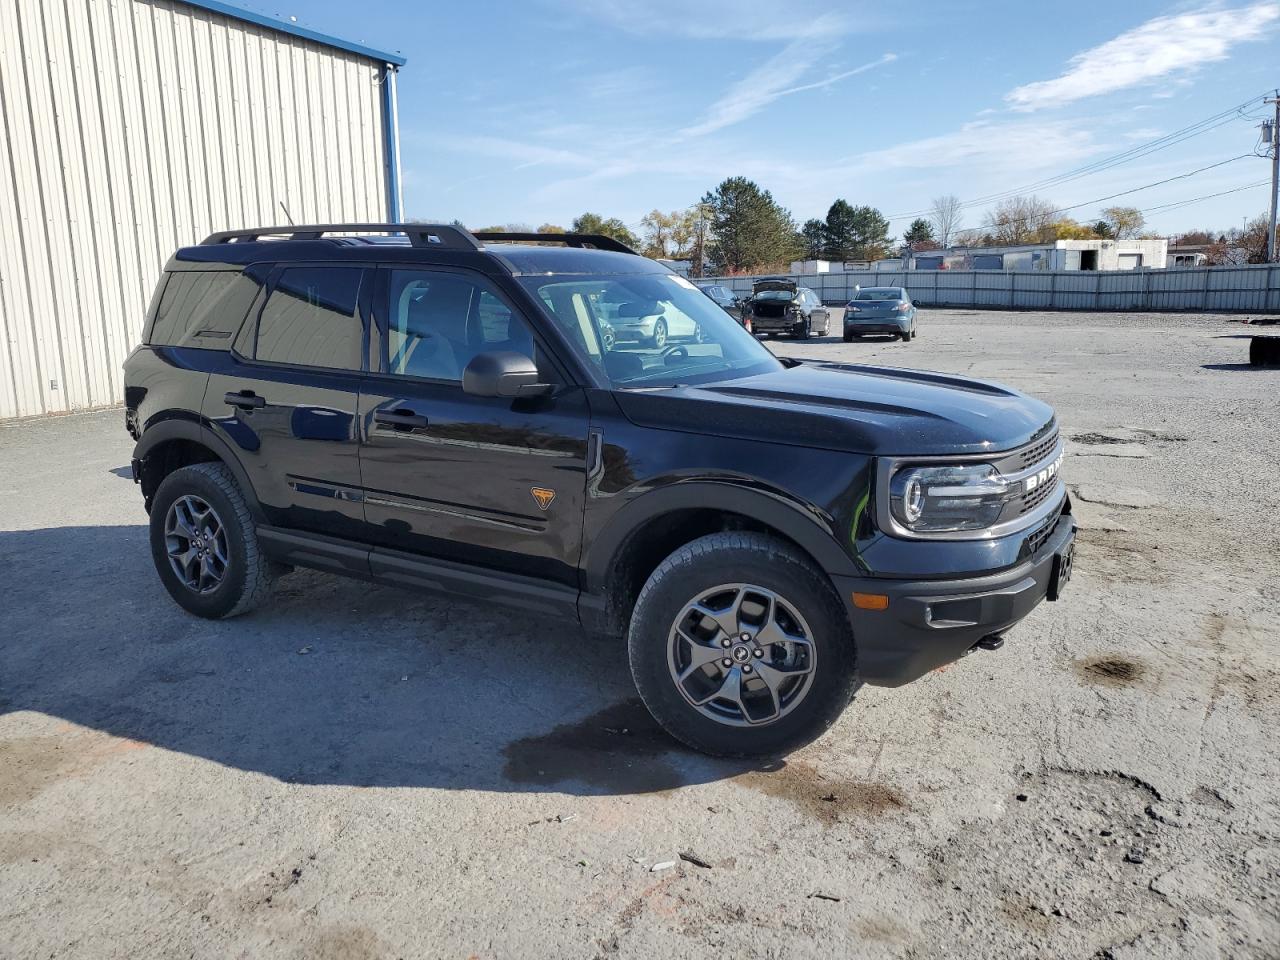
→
(357, 265, 591, 588)
(202, 263, 370, 545)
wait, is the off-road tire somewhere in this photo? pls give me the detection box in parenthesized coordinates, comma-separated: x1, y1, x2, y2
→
(149, 462, 272, 619)
(628, 532, 860, 758)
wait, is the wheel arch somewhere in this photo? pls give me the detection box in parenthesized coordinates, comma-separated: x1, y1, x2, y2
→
(581, 482, 856, 638)
(133, 420, 264, 521)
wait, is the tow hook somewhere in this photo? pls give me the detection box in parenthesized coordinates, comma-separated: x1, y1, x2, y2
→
(975, 634, 1005, 651)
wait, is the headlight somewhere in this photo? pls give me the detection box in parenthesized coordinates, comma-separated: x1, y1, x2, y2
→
(888, 462, 1017, 533)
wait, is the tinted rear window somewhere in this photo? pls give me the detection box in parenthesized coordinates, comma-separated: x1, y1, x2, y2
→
(148, 271, 260, 348)
(854, 289, 902, 301)
(254, 267, 364, 370)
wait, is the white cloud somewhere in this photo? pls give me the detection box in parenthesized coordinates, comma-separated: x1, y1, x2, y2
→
(558, 0, 868, 41)
(842, 120, 1100, 175)
(679, 45, 897, 137)
(1006, 3, 1280, 110)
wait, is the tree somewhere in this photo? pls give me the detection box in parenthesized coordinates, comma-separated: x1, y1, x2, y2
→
(1091, 220, 1114, 239)
(571, 213, 640, 249)
(536, 223, 565, 234)
(903, 218, 935, 246)
(981, 195, 1057, 245)
(1100, 206, 1145, 240)
(701, 177, 799, 274)
(640, 209, 683, 259)
(1207, 214, 1275, 265)
(1173, 230, 1214, 246)
(822, 200, 858, 260)
(822, 200, 892, 261)
(929, 195, 963, 248)
(799, 218, 827, 259)
(474, 222, 534, 233)
(1049, 218, 1097, 240)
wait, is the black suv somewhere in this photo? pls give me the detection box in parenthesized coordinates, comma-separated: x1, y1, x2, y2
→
(125, 224, 1075, 758)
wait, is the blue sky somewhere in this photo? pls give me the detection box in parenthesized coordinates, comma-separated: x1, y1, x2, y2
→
(247, 0, 1278, 237)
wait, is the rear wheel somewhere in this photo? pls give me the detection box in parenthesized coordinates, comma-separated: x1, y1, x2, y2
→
(149, 462, 272, 619)
(843, 331, 854, 343)
(628, 532, 859, 758)
(647, 318, 668, 350)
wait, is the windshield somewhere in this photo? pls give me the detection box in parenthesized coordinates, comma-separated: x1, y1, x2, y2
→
(521, 272, 782, 388)
(855, 289, 903, 301)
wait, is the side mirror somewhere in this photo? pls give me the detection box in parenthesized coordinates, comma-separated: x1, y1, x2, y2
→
(462, 351, 553, 399)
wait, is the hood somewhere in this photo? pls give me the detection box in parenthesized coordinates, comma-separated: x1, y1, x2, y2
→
(613, 360, 1055, 457)
(751, 278, 797, 296)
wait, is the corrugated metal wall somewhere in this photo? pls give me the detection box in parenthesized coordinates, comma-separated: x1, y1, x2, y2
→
(0, 0, 391, 420)
(714, 265, 1280, 313)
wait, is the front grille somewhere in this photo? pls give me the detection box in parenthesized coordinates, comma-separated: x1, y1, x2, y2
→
(1019, 478, 1059, 514)
(1018, 430, 1059, 470)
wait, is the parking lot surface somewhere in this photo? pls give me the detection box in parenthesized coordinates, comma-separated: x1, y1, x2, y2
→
(2, 309, 1278, 959)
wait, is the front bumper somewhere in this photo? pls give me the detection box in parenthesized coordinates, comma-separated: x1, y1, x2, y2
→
(831, 512, 1075, 686)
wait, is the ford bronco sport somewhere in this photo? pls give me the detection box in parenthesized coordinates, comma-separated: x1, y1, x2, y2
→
(125, 223, 1075, 758)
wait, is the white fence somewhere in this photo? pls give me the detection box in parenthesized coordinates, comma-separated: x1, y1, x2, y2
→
(710, 264, 1280, 313)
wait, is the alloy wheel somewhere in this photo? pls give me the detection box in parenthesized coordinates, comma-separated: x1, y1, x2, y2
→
(164, 494, 230, 594)
(667, 583, 817, 727)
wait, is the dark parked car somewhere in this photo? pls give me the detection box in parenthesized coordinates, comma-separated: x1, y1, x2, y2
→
(844, 286, 917, 342)
(695, 282, 749, 329)
(743, 278, 830, 338)
(124, 223, 1075, 758)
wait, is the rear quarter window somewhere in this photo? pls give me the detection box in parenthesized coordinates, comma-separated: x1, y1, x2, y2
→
(148, 270, 260, 349)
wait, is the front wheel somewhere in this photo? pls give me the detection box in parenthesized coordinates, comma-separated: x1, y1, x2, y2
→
(628, 532, 859, 758)
(647, 318, 668, 350)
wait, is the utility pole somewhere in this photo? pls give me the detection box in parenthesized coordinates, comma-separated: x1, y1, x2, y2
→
(1267, 91, 1279, 262)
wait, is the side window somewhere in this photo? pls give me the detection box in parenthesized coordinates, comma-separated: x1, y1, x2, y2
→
(384, 269, 538, 382)
(255, 267, 364, 370)
(148, 271, 259, 349)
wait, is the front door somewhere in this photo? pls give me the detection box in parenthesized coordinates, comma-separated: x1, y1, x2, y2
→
(357, 266, 590, 587)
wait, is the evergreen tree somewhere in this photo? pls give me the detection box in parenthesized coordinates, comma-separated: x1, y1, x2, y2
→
(701, 177, 799, 273)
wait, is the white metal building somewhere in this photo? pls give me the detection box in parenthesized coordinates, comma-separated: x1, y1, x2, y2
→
(0, 0, 405, 420)
(911, 239, 1168, 272)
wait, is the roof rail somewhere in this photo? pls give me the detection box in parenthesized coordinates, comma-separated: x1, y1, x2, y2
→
(472, 232, 639, 255)
(201, 223, 482, 250)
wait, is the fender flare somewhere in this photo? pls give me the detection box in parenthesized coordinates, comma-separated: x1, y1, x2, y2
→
(132, 418, 266, 522)
(582, 480, 859, 596)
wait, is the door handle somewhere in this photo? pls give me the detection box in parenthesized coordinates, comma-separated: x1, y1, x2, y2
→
(373, 408, 429, 430)
(224, 390, 266, 410)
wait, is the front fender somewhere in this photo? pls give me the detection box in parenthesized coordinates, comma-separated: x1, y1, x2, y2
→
(581, 478, 861, 597)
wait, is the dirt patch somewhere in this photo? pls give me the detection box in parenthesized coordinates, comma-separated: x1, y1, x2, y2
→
(1077, 656, 1146, 688)
(1071, 432, 1130, 445)
(502, 699, 691, 793)
(735, 760, 908, 825)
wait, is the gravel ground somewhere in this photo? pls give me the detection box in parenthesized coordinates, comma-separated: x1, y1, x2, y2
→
(1, 309, 1278, 959)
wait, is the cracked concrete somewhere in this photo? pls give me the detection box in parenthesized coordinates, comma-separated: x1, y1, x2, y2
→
(1, 308, 1277, 959)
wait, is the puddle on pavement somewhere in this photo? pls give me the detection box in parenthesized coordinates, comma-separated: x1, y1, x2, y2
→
(735, 761, 908, 825)
(1077, 656, 1145, 688)
(502, 698, 691, 793)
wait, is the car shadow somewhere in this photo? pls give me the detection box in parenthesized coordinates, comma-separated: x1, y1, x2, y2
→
(0, 524, 775, 796)
(108, 465, 134, 479)
(1201, 363, 1274, 371)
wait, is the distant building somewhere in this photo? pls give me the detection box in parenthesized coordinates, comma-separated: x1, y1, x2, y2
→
(1166, 243, 1211, 267)
(910, 238, 1168, 271)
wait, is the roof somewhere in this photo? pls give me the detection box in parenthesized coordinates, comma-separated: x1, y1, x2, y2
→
(177, 0, 406, 65)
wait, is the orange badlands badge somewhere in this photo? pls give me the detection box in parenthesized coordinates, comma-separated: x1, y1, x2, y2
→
(531, 487, 556, 511)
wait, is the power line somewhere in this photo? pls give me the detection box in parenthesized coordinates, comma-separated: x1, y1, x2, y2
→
(948, 154, 1255, 234)
(1138, 179, 1270, 215)
(887, 91, 1272, 222)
